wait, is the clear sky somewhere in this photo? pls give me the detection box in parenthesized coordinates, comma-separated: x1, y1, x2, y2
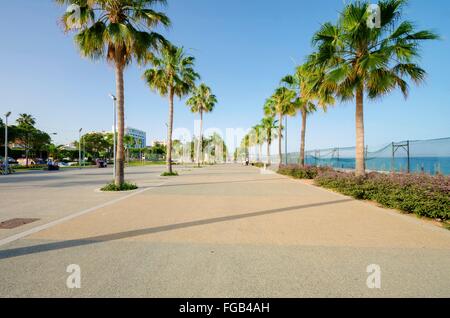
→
(1, 0, 449, 152)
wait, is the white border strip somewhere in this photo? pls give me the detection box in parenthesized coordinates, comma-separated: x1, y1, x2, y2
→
(0, 181, 168, 247)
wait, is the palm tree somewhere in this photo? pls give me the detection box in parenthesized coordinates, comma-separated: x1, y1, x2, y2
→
(123, 134, 135, 164)
(311, 0, 438, 176)
(260, 116, 278, 165)
(16, 114, 36, 127)
(282, 63, 335, 166)
(16, 113, 37, 167)
(186, 84, 217, 167)
(264, 87, 296, 165)
(143, 45, 199, 174)
(251, 124, 264, 162)
(56, 0, 170, 186)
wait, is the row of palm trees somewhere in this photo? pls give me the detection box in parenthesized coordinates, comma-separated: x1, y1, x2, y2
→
(244, 0, 437, 176)
(57, 0, 217, 185)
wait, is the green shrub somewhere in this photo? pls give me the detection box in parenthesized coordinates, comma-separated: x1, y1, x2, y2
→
(101, 182, 138, 192)
(253, 162, 271, 168)
(315, 171, 450, 220)
(161, 171, 179, 177)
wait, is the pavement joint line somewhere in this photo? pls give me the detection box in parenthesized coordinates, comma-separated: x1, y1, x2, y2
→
(0, 180, 170, 248)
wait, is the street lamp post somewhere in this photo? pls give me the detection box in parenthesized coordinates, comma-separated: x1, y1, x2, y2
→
(109, 94, 117, 180)
(4, 112, 11, 175)
(78, 128, 82, 168)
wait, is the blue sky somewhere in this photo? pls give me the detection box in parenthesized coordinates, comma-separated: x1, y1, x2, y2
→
(0, 0, 449, 152)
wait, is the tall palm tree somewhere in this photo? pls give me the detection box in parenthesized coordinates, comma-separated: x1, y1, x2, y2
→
(56, 0, 170, 186)
(260, 116, 278, 165)
(264, 87, 296, 165)
(282, 63, 335, 166)
(186, 84, 217, 167)
(311, 0, 438, 176)
(143, 45, 199, 173)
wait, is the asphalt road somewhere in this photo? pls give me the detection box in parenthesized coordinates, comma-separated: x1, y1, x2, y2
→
(0, 164, 449, 297)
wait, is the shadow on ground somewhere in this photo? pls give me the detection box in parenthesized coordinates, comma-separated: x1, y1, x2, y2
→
(0, 199, 352, 260)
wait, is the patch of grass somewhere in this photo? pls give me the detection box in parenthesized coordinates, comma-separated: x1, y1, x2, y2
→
(100, 182, 138, 192)
(161, 171, 179, 177)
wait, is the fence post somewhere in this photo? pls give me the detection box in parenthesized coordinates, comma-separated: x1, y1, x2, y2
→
(406, 140, 410, 174)
(391, 142, 395, 173)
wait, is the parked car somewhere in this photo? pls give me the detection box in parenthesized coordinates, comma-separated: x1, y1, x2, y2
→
(0, 156, 17, 164)
(95, 159, 107, 168)
(58, 162, 69, 168)
(43, 159, 60, 171)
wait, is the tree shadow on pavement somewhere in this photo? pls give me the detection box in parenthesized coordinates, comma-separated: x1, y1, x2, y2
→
(0, 198, 353, 260)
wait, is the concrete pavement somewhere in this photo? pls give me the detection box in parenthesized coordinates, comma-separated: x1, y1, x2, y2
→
(0, 165, 180, 240)
(0, 164, 449, 297)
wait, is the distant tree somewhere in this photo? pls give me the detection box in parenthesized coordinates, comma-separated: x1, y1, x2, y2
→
(82, 132, 110, 159)
(186, 84, 218, 167)
(261, 116, 279, 165)
(264, 87, 296, 164)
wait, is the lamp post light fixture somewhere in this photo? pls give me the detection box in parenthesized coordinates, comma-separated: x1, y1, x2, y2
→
(109, 94, 117, 180)
(4, 112, 11, 175)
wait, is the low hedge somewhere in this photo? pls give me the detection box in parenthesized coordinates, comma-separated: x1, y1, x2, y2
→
(315, 170, 450, 220)
(278, 164, 331, 180)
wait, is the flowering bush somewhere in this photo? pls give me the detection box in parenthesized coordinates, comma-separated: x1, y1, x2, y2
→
(278, 165, 332, 180)
(315, 171, 450, 220)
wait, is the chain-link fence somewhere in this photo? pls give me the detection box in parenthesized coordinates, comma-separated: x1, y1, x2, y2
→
(257, 137, 450, 175)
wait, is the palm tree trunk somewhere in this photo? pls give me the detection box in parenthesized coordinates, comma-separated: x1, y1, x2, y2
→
(196, 111, 203, 167)
(355, 87, 365, 176)
(115, 63, 125, 186)
(299, 109, 307, 167)
(167, 88, 174, 174)
(25, 147, 29, 167)
(278, 113, 283, 165)
(267, 138, 271, 165)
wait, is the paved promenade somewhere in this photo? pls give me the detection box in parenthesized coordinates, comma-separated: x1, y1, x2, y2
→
(0, 165, 449, 297)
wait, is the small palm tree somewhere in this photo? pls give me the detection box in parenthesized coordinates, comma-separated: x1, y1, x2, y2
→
(264, 87, 296, 165)
(56, 0, 170, 186)
(260, 116, 278, 165)
(311, 0, 438, 176)
(16, 113, 37, 167)
(16, 114, 36, 127)
(186, 84, 217, 167)
(143, 45, 199, 174)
